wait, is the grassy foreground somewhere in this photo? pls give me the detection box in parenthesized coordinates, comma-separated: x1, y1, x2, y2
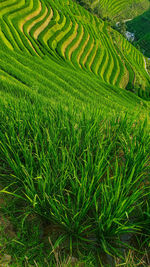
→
(0, 93, 150, 265)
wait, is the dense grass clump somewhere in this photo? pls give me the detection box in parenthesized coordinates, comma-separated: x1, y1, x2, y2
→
(0, 97, 149, 265)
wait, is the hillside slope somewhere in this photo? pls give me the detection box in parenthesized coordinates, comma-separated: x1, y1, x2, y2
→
(83, 0, 150, 20)
(0, 0, 150, 100)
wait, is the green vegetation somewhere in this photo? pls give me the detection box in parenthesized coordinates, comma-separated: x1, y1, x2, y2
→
(0, 80, 150, 265)
(75, 0, 150, 20)
(0, 0, 150, 97)
(0, 0, 150, 265)
(127, 9, 150, 57)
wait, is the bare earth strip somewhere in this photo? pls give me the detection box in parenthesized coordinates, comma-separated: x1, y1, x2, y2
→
(69, 25, 84, 61)
(77, 33, 90, 66)
(82, 39, 94, 66)
(34, 8, 53, 39)
(61, 23, 78, 58)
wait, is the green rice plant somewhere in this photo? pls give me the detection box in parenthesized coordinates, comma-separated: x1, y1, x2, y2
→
(0, 0, 19, 17)
(79, 34, 94, 70)
(0, 3, 22, 50)
(3, 0, 30, 53)
(102, 48, 113, 83)
(42, 9, 61, 48)
(103, 33, 123, 86)
(11, 0, 37, 55)
(31, 1, 53, 41)
(2, 44, 148, 113)
(0, 101, 149, 260)
(90, 46, 101, 74)
(113, 36, 135, 88)
(0, 0, 150, 264)
(47, 14, 69, 51)
(85, 41, 98, 72)
(28, 0, 47, 38)
(16, 0, 44, 57)
(56, 19, 75, 61)
(97, 46, 107, 79)
(0, 21, 14, 51)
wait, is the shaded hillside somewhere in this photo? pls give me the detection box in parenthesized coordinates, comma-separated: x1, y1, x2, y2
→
(127, 9, 150, 57)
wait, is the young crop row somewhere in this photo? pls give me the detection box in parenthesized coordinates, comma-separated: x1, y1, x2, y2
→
(0, 45, 146, 114)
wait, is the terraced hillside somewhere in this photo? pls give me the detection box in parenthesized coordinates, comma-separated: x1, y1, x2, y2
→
(0, 0, 150, 99)
(92, 0, 150, 19)
(99, 0, 141, 15)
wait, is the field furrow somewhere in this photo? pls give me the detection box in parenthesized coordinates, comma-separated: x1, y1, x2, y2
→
(20, 0, 42, 34)
(61, 23, 78, 59)
(69, 24, 84, 61)
(33, 7, 53, 39)
(77, 33, 90, 66)
(82, 38, 94, 66)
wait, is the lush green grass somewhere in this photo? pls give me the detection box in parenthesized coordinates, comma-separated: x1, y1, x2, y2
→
(0, 90, 150, 265)
(0, 46, 150, 265)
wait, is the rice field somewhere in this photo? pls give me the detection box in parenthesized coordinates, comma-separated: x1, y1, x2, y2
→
(97, 0, 149, 17)
(0, 0, 150, 96)
(0, 0, 150, 266)
(87, 0, 150, 20)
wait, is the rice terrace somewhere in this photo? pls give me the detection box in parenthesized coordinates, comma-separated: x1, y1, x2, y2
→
(0, 0, 150, 266)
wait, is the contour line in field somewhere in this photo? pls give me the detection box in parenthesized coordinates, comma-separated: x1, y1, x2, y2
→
(68, 24, 84, 61)
(34, 7, 53, 39)
(61, 23, 78, 58)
